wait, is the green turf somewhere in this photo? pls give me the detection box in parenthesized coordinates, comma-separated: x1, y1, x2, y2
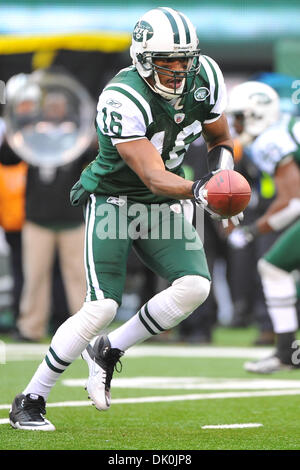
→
(1, 395, 300, 450)
(1, 326, 300, 450)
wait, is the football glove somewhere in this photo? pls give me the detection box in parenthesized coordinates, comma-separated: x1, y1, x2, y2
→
(192, 173, 223, 222)
(227, 224, 259, 249)
(192, 171, 216, 208)
(192, 171, 244, 226)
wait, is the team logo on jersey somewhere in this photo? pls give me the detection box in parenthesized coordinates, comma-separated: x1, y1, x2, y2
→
(106, 98, 122, 108)
(133, 21, 154, 42)
(194, 87, 210, 101)
(174, 113, 185, 123)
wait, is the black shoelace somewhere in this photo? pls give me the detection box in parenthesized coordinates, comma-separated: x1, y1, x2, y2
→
(22, 397, 46, 421)
(105, 349, 124, 391)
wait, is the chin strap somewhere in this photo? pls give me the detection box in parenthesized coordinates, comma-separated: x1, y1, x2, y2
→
(152, 72, 186, 100)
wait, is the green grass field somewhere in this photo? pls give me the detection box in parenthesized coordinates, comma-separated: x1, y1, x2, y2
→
(1, 327, 300, 451)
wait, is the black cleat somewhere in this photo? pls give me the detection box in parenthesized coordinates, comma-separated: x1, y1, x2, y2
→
(81, 335, 123, 411)
(9, 393, 55, 431)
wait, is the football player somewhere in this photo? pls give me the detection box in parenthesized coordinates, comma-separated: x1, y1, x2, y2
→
(10, 7, 237, 430)
(227, 81, 300, 373)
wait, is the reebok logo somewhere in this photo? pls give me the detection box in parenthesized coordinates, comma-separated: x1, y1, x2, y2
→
(106, 197, 126, 207)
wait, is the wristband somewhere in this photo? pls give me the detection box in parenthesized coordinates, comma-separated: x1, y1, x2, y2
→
(208, 145, 234, 172)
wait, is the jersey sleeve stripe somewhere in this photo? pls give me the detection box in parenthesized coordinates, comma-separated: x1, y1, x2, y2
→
(105, 83, 152, 128)
(200, 56, 215, 105)
(203, 55, 219, 104)
(205, 56, 225, 108)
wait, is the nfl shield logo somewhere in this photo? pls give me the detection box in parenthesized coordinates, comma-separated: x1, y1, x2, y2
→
(174, 113, 185, 123)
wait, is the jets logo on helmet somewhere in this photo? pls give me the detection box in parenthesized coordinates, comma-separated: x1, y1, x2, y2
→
(133, 21, 154, 42)
(249, 92, 272, 105)
(130, 7, 200, 100)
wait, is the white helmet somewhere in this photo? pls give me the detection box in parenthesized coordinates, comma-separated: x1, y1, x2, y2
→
(6, 73, 41, 104)
(130, 7, 200, 100)
(227, 81, 280, 139)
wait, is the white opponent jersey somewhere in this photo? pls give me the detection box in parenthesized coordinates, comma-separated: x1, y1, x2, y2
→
(248, 114, 300, 176)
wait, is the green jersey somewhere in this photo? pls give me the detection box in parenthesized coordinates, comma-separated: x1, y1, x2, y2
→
(80, 55, 227, 203)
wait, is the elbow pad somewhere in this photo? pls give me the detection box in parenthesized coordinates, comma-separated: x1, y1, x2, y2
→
(208, 145, 234, 172)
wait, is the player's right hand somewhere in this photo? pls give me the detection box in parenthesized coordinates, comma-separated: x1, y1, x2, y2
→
(192, 170, 222, 208)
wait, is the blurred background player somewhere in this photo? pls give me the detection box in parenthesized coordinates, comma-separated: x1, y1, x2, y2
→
(0, 119, 26, 330)
(226, 129, 278, 344)
(227, 81, 300, 373)
(3, 70, 96, 341)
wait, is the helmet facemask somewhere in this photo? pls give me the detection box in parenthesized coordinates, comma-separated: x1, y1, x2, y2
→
(137, 51, 200, 100)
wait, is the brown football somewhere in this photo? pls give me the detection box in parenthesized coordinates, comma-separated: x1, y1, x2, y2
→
(205, 169, 251, 217)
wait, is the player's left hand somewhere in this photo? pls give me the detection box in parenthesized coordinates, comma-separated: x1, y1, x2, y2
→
(227, 224, 258, 248)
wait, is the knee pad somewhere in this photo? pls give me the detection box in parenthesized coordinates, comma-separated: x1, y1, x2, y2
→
(257, 258, 297, 302)
(257, 259, 295, 287)
(257, 258, 298, 333)
(172, 275, 211, 313)
(72, 298, 118, 341)
(144, 275, 211, 332)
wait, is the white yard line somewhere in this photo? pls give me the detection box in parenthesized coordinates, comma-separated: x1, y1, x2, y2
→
(62, 377, 300, 390)
(0, 418, 9, 424)
(202, 423, 263, 429)
(0, 417, 264, 429)
(2, 343, 274, 361)
(1, 389, 300, 414)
